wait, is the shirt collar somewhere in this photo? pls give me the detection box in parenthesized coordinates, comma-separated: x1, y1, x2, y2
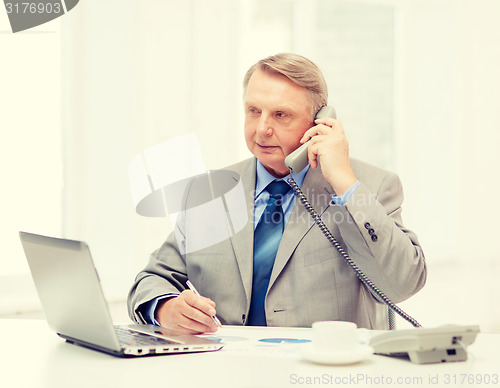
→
(255, 160, 309, 198)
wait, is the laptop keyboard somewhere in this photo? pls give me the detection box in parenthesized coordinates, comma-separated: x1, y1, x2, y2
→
(115, 326, 174, 347)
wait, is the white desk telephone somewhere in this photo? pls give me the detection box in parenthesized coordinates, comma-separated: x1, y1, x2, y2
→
(370, 325, 480, 364)
(285, 106, 480, 364)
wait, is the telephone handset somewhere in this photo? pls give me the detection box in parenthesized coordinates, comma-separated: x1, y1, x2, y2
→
(284, 105, 337, 173)
(285, 106, 479, 363)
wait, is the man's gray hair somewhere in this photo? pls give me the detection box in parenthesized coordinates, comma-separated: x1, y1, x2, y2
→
(243, 53, 328, 117)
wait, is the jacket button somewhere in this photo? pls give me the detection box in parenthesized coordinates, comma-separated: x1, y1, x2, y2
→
(371, 234, 378, 242)
(368, 228, 375, 235)
(364, 222, 371, 229)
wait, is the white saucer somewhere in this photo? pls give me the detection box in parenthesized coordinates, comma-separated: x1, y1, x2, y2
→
(301, 344, 374, 365)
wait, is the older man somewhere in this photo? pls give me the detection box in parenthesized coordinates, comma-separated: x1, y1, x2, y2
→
(128, 53, 426, 334)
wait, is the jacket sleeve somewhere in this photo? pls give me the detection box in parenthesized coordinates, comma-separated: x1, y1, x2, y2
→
(127, 228, 188, 324)
(333, 171, 427, 303)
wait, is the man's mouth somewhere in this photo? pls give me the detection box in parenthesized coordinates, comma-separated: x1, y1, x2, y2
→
(257, 142, 277, 149)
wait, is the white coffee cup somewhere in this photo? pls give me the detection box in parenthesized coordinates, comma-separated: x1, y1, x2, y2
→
(312, 321, 368, 353)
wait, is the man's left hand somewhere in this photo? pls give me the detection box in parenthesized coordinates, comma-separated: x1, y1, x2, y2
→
(300, 117, 357, 195)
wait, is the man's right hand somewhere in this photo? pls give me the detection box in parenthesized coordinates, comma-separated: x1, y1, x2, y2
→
(154, 290, 219, 334)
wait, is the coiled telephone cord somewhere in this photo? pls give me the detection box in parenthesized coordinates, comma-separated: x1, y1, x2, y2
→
(287, 176, 422, 329)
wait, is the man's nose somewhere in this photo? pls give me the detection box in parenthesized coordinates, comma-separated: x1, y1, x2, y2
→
(256, 114, 273, 136)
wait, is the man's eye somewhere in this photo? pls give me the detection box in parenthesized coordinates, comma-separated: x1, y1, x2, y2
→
(276, 112, 286, 118)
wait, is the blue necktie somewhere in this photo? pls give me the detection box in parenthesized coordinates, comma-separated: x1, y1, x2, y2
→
(248, 180, 291, 326)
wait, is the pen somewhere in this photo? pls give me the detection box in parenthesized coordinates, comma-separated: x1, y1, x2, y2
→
(186, 280, 222, 328)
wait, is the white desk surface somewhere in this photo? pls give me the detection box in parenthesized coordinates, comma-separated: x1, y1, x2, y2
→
(1, 319, 498, 388)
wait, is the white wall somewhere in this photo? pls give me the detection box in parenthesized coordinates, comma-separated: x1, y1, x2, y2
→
(0, 9, 63, 311)
(392, 0, 500, 330)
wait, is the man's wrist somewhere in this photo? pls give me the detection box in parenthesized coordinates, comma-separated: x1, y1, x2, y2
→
(329, 172, 358, 196)
(331, 180, 360, 205)
(142, 294, 178, 325)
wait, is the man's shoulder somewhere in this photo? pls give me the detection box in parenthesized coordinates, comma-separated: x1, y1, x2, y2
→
(350, 157, 397, 181)
(223, 157, 256, 176)
(348, 157, 402, 197)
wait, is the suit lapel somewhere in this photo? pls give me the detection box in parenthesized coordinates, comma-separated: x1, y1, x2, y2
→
(227, 158, 256, 306)
(269, 166, 334, 287)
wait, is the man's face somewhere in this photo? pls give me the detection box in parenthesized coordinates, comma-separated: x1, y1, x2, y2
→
(244, 68, 314, 178)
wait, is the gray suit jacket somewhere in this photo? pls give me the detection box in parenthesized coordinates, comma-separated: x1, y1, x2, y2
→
(128, 157, 426, 329)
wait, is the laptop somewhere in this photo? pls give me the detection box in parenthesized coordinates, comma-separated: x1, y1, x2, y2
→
(19, 231, 223, 357)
